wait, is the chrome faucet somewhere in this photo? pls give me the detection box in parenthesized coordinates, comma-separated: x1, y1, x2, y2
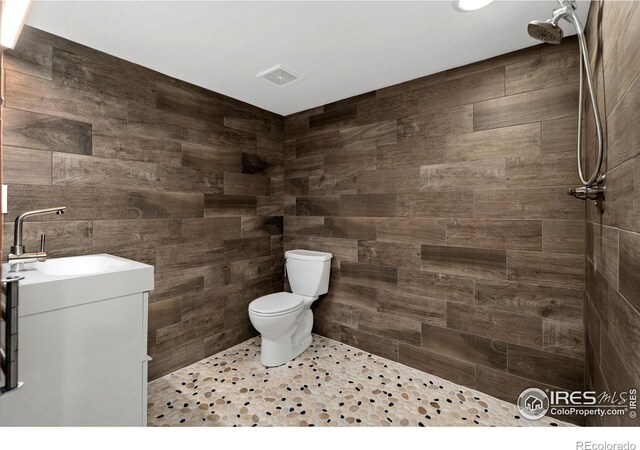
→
(8, 207, 67, 263)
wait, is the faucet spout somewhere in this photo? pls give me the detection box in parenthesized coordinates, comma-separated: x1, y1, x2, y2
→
(10, 206, 66, 258)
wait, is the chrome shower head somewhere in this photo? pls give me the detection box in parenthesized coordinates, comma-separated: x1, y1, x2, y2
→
(527, 19, 564, 44)
(528, 0, 576, 45)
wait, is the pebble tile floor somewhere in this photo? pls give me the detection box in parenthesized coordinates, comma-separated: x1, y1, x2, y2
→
(147, 334, 568, 427)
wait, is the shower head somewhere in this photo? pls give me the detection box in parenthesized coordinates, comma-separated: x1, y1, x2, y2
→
(527, 19, 564, 44)
(528, 0, 576, 45)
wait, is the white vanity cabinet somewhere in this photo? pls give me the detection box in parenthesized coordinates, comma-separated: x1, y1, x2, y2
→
(0, 254, 153, 427)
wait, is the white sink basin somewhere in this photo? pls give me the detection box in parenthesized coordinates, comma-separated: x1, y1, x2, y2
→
(1, 254, 154, 316)
(37, 254, 130, 276)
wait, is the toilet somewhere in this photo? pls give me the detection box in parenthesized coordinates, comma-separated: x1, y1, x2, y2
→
(248, 249, 332, 367)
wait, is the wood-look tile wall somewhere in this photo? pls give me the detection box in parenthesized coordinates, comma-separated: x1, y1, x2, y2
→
(583, 1, 640, 426)
(1, 51, 4, 257)
(283, 38, 587, 415)
(1, 26, 284, 380)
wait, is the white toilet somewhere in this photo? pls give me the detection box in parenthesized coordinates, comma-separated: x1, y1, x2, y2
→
(248, 249, 332, 367)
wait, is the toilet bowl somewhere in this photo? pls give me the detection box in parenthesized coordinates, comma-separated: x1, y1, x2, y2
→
(249, 292, 307, 367)
(248, 249, 332, 367)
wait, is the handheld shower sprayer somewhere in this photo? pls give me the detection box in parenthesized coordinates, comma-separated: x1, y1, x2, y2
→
(527, 0, 605, 205)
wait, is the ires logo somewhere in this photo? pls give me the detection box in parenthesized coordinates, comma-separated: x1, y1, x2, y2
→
(550, 390, 631, 406)
(549, 391, 598, 405)
(518, 388, 638, 420)
(517, 388, 549, 420)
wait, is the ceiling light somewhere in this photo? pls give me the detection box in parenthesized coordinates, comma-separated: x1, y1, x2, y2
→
(454, 0, 494, 12)
(1, 0, 32, 49)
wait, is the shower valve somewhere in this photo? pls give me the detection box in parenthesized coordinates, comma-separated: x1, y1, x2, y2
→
(568, 175, 606, 207)
(568, 185, 604, 201)
(568, 174, 606, 201)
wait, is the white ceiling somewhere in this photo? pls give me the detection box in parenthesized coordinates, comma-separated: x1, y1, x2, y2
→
(25, 1, 589, 116)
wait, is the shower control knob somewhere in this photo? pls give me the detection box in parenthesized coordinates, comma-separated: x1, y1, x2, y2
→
(568, 185, 605, 201)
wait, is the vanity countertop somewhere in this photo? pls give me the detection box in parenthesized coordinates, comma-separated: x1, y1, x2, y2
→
(2, 253, 154, 316)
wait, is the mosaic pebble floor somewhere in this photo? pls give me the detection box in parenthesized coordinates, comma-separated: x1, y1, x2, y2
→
(147, 334, 568, 427)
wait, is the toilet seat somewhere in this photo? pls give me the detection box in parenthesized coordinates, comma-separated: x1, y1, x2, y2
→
(249, 292, 304, 317)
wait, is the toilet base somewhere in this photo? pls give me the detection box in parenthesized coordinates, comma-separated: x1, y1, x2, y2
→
(259, 333, 313, 367)
(259, 309, 314, 367)
(290, 333, 312, 362)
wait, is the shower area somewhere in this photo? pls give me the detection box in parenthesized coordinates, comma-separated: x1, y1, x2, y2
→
(282, 35, 588, 424)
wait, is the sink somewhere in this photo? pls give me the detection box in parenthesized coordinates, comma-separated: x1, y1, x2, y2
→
(37, 254, 130, 276)
(0, 253, 153, 426)
(1, 253, 154, 317)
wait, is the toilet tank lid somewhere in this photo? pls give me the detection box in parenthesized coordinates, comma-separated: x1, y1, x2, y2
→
(285, 249, 333, 261)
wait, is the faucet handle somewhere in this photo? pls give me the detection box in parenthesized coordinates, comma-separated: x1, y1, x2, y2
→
(40, 234, 46, 252)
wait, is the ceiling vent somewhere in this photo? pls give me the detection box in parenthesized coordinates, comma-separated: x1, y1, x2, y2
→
(257, 65, 302, 87)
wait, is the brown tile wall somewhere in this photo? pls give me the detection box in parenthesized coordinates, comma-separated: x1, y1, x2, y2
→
(1, 51, 4, 257)
(1, 26, 284, 380)
(283, 37, 587, 418)
(583, 0, 640, 426)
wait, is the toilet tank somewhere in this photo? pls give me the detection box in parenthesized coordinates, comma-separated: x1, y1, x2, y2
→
(285, 250, 333, 297)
